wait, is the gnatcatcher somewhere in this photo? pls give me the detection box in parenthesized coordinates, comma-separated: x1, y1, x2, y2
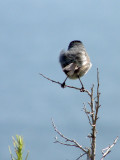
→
(59, 40, 92, 91)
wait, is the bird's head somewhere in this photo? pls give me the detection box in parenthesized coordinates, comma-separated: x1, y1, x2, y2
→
(68, 40, 82, 50)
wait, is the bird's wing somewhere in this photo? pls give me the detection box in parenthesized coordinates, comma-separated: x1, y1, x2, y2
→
(59, 50, 73, 68)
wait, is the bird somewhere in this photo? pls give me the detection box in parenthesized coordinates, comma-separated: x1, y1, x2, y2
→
(59, 40, 92, 91)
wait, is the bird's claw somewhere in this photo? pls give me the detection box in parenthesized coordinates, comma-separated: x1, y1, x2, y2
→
(80, 87, 85, 92)
(61, 82, 66, 88)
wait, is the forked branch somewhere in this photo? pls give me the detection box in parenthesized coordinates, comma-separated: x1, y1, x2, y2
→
(51, 118, 89, 159)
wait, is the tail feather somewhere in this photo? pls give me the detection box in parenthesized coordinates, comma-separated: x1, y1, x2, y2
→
(63, 63, 78, 76)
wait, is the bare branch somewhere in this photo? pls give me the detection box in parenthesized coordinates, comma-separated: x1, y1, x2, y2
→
(90, 86, 96, 160)
(95, 69, 100, 122)
(51, 118, 87, 153)
(39, 73, 91, 96)
(101, 136, 119, 160)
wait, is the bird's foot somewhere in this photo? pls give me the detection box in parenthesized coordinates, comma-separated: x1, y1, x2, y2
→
(80, 86, 85, 92)
(61, 82, 66, 88)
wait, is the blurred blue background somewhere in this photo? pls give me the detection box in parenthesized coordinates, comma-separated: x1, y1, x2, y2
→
(0, 0, 120, 159)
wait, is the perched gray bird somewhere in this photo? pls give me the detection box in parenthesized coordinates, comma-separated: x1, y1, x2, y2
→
(59, 40, 92, 90)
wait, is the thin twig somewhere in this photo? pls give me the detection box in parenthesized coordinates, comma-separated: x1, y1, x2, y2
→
(54, 140, 80, 147)
(101, 136, 118, 160)
(76, 152, 86, 160)
(39, 73, 91, 96)
(83, 103, 92, 126)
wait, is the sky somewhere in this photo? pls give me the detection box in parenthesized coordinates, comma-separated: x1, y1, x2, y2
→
(0, 0, 120, 160)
